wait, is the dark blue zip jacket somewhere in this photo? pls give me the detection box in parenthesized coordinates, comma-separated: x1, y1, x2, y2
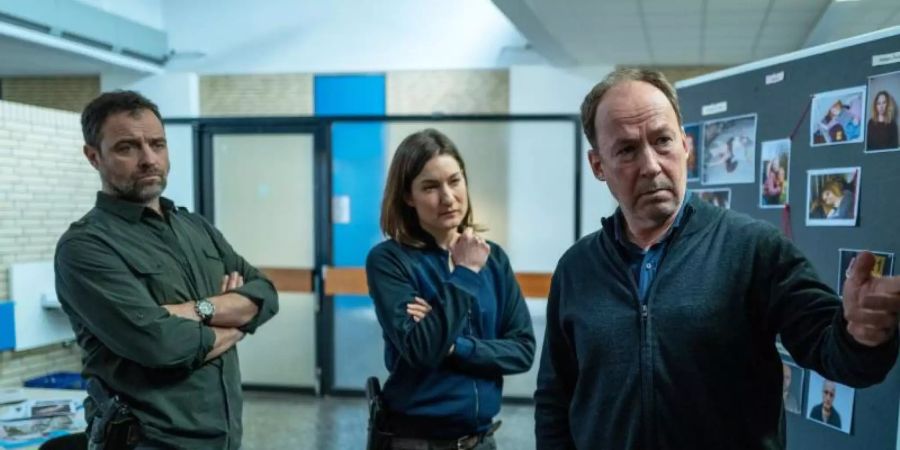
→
(535, 198, 898, 449)
(366, 237, 535, 439)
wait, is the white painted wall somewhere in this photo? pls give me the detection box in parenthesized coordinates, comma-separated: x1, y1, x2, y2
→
(506, 121, 576, 272)
(162, 125, 195, 212)
(100, 72, 199, 118)
(509, 64, 618, 239)
(161, 0, 526, 74)
(74, 0, 165, 30)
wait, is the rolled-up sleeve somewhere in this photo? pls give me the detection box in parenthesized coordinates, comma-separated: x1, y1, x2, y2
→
(55, 236, 216, 370)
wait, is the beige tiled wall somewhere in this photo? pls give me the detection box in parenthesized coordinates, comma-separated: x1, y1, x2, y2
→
(1, 76, 100, 114)
(200, 74, 314, 116)
(0, 100, 97, 386)
(198, 70, 510, 116)
(386, 69, 509, 114)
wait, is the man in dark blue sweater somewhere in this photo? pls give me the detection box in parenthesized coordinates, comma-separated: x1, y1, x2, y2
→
(534, 68, 900, 449)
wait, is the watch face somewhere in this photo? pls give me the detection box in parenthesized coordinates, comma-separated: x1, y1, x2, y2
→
(198, 301, 214, 316)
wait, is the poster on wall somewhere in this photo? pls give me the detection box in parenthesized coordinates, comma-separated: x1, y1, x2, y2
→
(810, 86, 866, 147)
(806, 371, 855, 434)
(806, 167, 861, 227)
(837, 249, 895, 293)
(684, 123, 701, 182)
(702, 114, 757, 185)
(866, 70, 900, 153)
(781, 360, 805, 415)
(759, 139, 791, 208)
(689, 188, 731, 209)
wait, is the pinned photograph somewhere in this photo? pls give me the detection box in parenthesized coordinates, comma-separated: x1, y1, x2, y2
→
(781, 361, 805, 415)
(806, 371, 854, 434)
(811, 86, 866, 147)
(866, 70, 900, 153)
(759, 139, 790, 208)
(806, 167, 860, 226)
(689, 188, 731, 209)
(702, 114, 757, 185)
(837, 249, 894, 293)
(684, 123, 701, 182)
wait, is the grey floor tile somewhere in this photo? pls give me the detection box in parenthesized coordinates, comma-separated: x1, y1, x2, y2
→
(241, 391, 535, 450)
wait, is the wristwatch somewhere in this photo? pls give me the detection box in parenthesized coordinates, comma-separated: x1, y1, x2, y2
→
(195, 298, 216, 324)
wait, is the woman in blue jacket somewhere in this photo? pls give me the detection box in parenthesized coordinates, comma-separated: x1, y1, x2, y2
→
(366, 128, 535, 450)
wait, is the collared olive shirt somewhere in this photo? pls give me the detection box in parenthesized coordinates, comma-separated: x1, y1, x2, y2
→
(55, 192, 279, 450)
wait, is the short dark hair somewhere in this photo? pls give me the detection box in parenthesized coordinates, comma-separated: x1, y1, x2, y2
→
(380, 128, 483, 248)
(580, 68, 682, 149)
(81, 90, 162, 149)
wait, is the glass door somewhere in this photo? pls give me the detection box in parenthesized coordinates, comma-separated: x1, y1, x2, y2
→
(200, 125, 328, 390)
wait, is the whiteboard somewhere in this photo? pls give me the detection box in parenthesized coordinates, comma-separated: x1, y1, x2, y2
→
(10, 262, 74, 351)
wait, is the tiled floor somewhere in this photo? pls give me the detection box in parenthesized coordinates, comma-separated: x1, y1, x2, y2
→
(242, 391, 535, 450)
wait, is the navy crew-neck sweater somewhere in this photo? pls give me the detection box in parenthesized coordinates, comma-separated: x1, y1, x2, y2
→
(535, 197, 898, 449)
(366, 237, 535, 439)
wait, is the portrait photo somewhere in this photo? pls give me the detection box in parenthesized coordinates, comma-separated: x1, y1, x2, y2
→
(866, 70, 900, 153)
(759, 139, 790, 208)
(806, 371, 854, 434)
(810, 86, 866, 147)
(781, 361, 805, 415)
(689, 188, 731, 209)
(684, 123, 701, 182)
(806, 167, 860, 227)
(702, 114, 757, 185)
(837, 249, 894, 293)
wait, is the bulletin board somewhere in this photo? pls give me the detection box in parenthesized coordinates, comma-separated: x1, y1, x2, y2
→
(676, 27, 900, 450)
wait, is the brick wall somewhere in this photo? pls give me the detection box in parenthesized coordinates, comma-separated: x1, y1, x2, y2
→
(0, 344, 81, 389)
(199, 74, 314, 116)
(1, 76, 100, 113)
(0, 100, 97, 387)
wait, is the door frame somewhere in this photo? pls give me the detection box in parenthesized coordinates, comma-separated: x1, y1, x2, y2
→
(166, 117, 332, 394)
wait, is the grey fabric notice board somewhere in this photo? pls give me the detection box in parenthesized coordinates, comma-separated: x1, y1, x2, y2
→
(676, 30, 900, 450)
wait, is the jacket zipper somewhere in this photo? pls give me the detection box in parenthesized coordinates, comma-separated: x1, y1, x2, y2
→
(640, 302, 651, 448)
(473, 380, 480, 426)
(467, 308, 480, 426)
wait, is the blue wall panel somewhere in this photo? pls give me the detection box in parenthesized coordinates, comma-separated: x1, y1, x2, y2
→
(330, 122, 386, 266)
(314, 74, 386, 266)
(0, 301, 15, 351)
(314, 74, 385, 116)
(316, 74, 390, 388)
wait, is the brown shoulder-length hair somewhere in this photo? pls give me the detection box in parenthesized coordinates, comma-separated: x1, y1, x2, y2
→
(380, 128, 484, 248)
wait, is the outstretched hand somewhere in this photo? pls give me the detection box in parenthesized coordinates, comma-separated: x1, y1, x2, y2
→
(842, 252, 900, 347)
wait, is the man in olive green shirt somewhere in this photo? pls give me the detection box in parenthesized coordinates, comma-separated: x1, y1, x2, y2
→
(55, 90, 279, 449)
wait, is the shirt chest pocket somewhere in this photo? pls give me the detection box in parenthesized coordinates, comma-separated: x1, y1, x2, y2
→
(125, 258, 182, 305)
(200, 246, 228, 293)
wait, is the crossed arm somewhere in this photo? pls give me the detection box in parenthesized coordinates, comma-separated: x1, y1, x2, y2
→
(367, 243, 534, 376)
(162, 272, 258, 362)
(55, 235, 276, 370)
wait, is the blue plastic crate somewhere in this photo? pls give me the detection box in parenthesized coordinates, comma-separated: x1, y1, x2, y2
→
(23, 372, 87, 390)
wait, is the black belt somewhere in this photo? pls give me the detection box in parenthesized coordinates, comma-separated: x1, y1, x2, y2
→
(389, 421, 501, 450)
